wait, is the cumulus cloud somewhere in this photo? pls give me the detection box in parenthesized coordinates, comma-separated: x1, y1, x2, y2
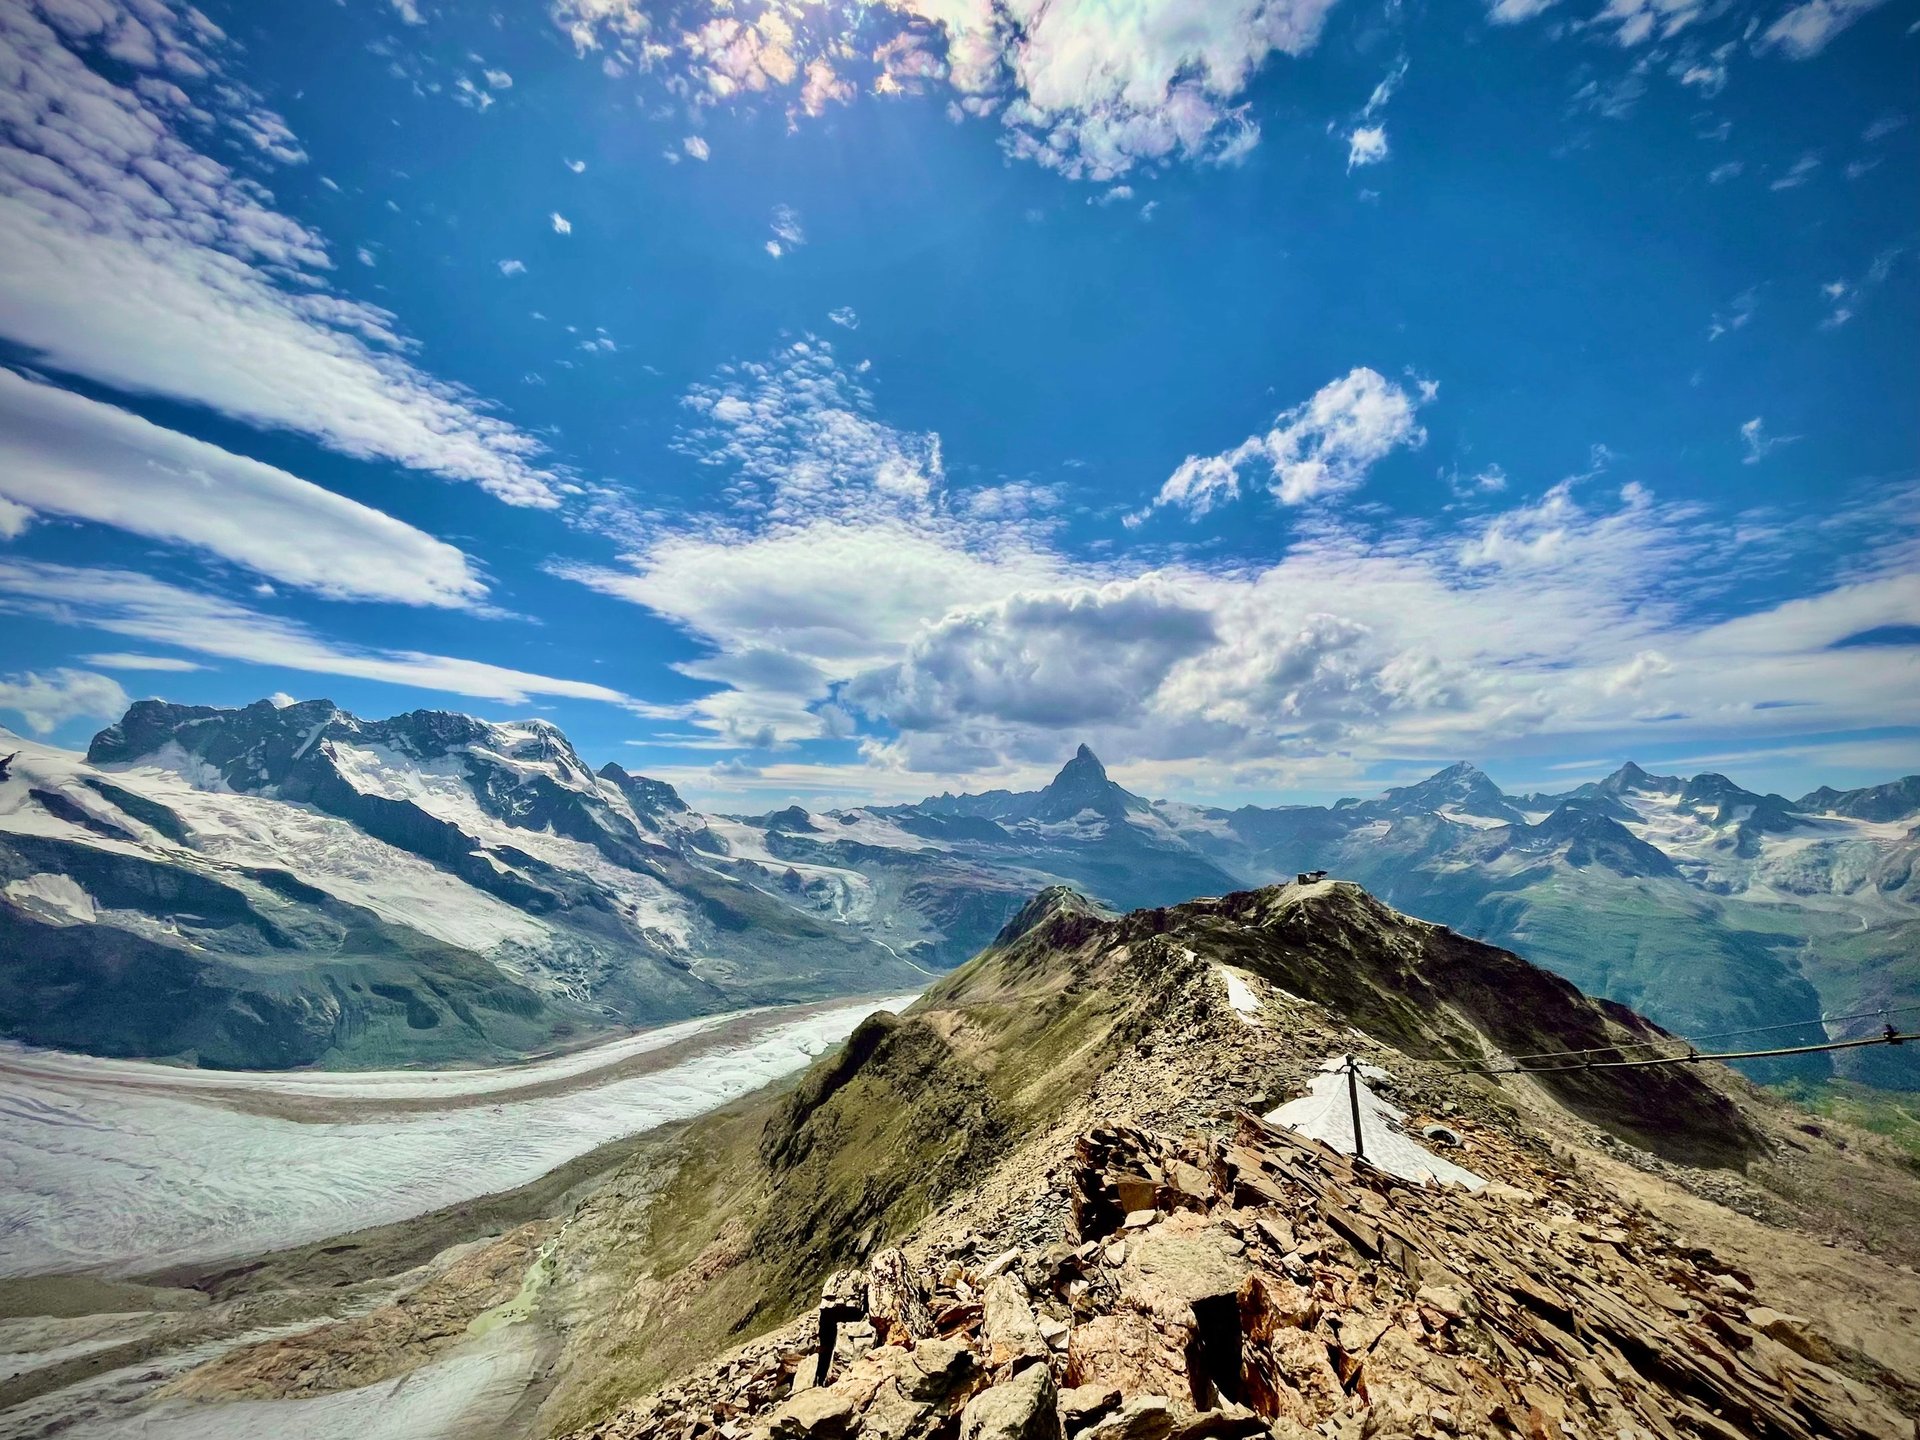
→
(0, 667, 130, 735)
(828, 306, 859, 329)
(0, 370, 488, 608)
(683, 134, 710, 160)
(551, 211, 573, 233)
(552, 0, 1342, 181)
(850, 580, 1219, 732)
(0, 561, 637, 709)
(1138, 367, 1431, 522)
(0, 0, 558, 507)
(499, 258, 528, 276)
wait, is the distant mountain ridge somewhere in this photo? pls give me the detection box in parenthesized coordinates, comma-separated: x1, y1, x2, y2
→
(3, 698, 1916, 1085)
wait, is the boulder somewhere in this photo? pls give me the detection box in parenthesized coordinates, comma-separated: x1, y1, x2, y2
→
(868, 1249, 934, 1342)
(764, 1385, 855, 1440)
(960, 1363, 1062, 1440)
(1076, 1394, 1174, 1440)
(1745, 1306, 1838, 1365)
(984, 1275, 1050, 1373)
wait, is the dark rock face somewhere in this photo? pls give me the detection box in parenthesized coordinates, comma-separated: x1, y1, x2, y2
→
(1498, 803, 1681, 878)
(1352, 761, 1524, 826)
(1028, 746, 1143, 826)
(1797, 775, 1920, 822)
(599, 762, 692, 817)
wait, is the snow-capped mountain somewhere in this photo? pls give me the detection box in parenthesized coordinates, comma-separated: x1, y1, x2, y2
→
(1155, 761, 1920, 1087)
(0, 706, 1223, 1068)
(4, 702, 1915, 1085)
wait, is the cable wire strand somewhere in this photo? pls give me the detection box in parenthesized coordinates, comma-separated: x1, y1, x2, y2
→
(1424, 1001, 1920, 1071)
(1437, 1029, 1914, 1078)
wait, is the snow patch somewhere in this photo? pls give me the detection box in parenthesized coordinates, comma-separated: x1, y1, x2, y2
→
(1213, 963, 1263, 1025)
(3, 872, 97, 924)
(1264, 1057, 1485, 1190)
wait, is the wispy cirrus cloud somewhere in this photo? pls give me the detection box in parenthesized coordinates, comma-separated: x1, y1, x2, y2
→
(0, 0, 558, 506)
(0, 370, 489, 609)
(1759, 0, 1891, 57)
(0, 561, 635, 710)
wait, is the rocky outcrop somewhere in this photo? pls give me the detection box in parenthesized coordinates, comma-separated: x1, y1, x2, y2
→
(565, 1112, 1912, 1440)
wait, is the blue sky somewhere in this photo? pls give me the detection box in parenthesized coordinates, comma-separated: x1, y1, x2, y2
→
(0, 0, 1915, 809)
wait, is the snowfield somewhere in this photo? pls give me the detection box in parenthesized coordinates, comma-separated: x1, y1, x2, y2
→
(0, 994, 916, 1277)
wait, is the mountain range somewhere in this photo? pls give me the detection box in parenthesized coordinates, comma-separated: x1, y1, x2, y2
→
(2, 698, 1915, 1083)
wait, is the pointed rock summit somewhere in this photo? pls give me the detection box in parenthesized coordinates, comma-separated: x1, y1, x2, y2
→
(1029, 744, 1145, 824)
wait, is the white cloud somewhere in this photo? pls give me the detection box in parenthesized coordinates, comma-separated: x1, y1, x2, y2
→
(0, 0, 557, 507)
(1592, 0, 1709, 46)
(1343, 56, 1403, 170)
(484, 67, 513, 88)
(1760, 0, 1888, 57)
(81, 653, 206, 672)
(828, 306, 860, 329)
(670, 338, 942, 525)
(553, 0, 1342, 181)
(683, 134, 710, 160)
(1862, 111, 1907, 143)
(557, 336, 1920, 789)
(0, 497, 30, 539)
(849, 579, 1219, 732)
(499, 258, 528, 276)
(0, 371, 488, 608)
(0, 668, 129, 736)
(1346, 125, 1388, 169)
(1769, 152, 1821, 190)
(771, 205, 805, 247)
(0, 561, 638, 709)
(1486, 0, 1557, 20)
(1139, 367, 1430, 520)
(1740, 416, 1798, 464)
(1707, 287, 1757, 340)
(1707, 161, 1744, 184)
(551, 211, 573, 234)
(1819, 247, 1904, 329)
(565, 157, 588, 172)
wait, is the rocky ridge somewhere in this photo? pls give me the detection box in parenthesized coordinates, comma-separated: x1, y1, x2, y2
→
(567, 1108, 1912, 1440)
(505, 881, 1920, 1440)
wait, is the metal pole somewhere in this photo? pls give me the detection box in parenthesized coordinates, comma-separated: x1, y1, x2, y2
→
(1345, 1055, 1365, 1161)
